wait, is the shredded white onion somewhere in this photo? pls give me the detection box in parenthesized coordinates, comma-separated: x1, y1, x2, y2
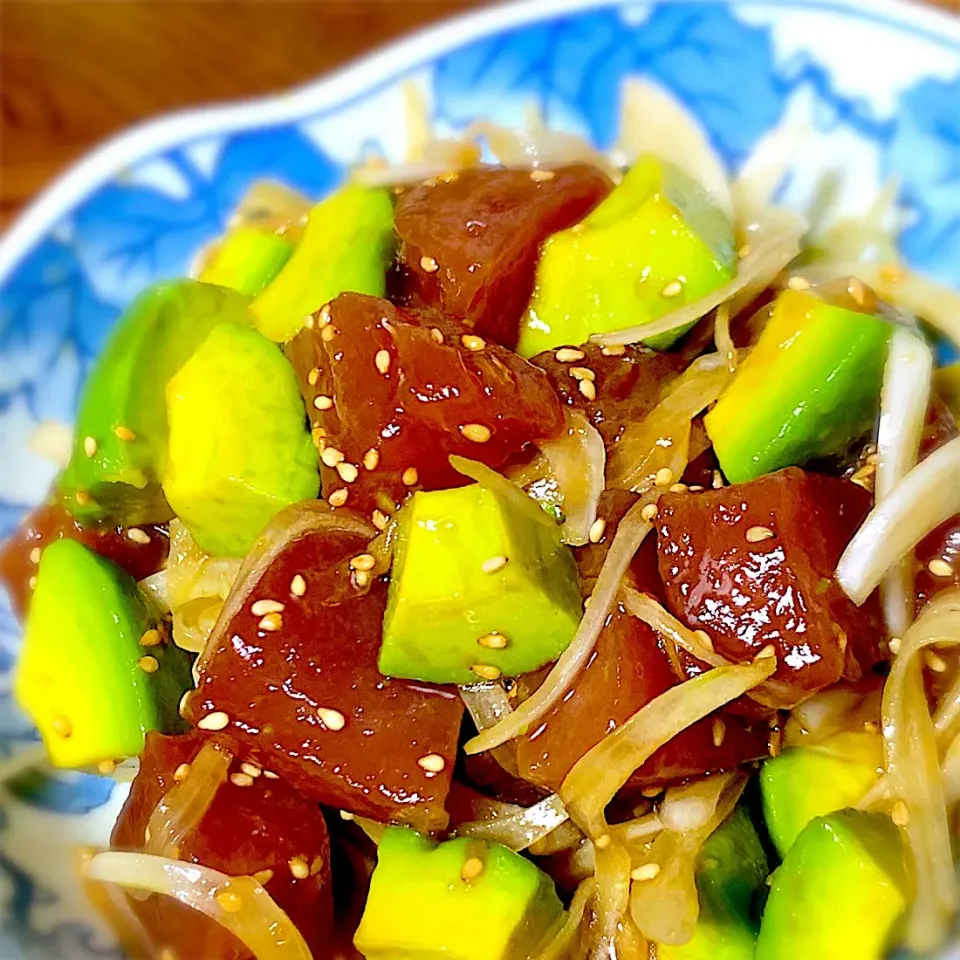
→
(875, 328, 933, 636)
(560, 657, 776, 839)
(594, 206, 806, 347)
(454, 794, 570, 852)
(616, 78, 732, 222)
(83, 852, 313, 960)
(837, 435, 960, 605)
(459, 682, 522, 777)
(713, 304, 737, 373)
(934, 672, 960, 746)
(532, 878, 593, 960)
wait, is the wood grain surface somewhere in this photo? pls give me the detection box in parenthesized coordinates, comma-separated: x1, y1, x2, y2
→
(1, 0, 957, 230)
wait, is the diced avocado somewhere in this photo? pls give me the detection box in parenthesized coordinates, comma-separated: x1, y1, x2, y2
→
(15, 540, 159, 767)
(517, 155, 734, 357)
(162, 323, 319, 557)
(251, 184, 395, 342)
(660, 807, 768, 960)
(760, 731, 883, 857)
(704, 288, 891, 484)
(354, 826, 563, 960)
(59, 280, 252, 525)
(198, 226, 294, 296)
(379, 482, 582, 684)
(756, 810, 907, 960)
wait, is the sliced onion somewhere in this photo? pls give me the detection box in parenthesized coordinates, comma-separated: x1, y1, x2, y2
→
(712, 304, 737, 373)
(464, 499, 655, 755)
(609, 812, 664, 848)
(145, 741, 232, 858)
(454, 794, 569, 853)
(229, 180, 312, 239)
(591, 844, 638, 960)
(837, 436, 960, 605)
(561, 658, 776, 838)
(875, 329, 934, 636)
(351, 145, 483, 188)
(616, 78, 732, 221)
(84, 852, 312, 960)
(594, 207, 806, 347)
(881, 591, 960, 951)
(459, 682, 522, 776)
(943, 732, 960, 806)
(450, 456, 558, 534)
(527, 818, 585, 857)
(934, 671, 960, 745)
(536, 410, 605, 545)
(532, 878, 593, 960)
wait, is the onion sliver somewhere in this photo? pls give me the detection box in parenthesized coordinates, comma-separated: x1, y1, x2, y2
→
(454, 794, 570, 852)
(713, 304, 737, 373)
(459, 682, 523, 776)
(84, 852, 313, 960)
(561, 658, 776, 838)
(837, 435, 960, 605)
(594, 207, 806, 347)
(532, 878, 593, 960)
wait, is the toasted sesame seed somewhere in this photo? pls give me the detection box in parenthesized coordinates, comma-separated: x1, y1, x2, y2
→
(661, 280, 684, 298)
(75, 490, 92, 507)
(460, 423, 492, 443)
(321, 325, 336, 342)
(350, 553, 376, 571)
(83, 436, 98, 458)
(241, 762, 262, 778)
(289, 856, 310, 880)
(712, 718, 726, 747)
(290, 574, 307, 597)
(746, 526, 775, 544)
(230, 772, 254, 788)
(97, 759, 117, 775)
(601, 344, 626, 357)
(926, 650, 948, 673)
(631, 863, 661, 881)
(461, 856, 486, 881)
(689, 485, 705, 492)
(430, 327, 444, 345)
(138, 655, 159, 674)
(481, 555, 508, 574)
(353, 570, 371, 588)
(461, 334, 486, 351)
(669, 483, 688, 494)
(417, 753, 446, 773)
(28, 575, 37, 591)
(641, 503, 659, 522)
(51, 715, 73, 739)
(258, 612, 283, 632)
(847, 277, 867, 306)
(420, 255, 440, 273)
(471, 664, 502, 680)
(252, 869, 274, 886)
(569, 366, 596, 382)
(589, 518, 606, 543)
(363, 448, 380, 471)
(402, 467, 419, 486)
(307, 368, 320, 386)
(787, 275, 811, 291)
(28, 547, 41, 565)
(318, 707, 346, 731)
(372, 509, 388, 531)
(529, 168, 556, 182)
(478, 632, 509, 649)
(251, 599, 285, 616)
(928, 558, 954, 578)
(314, 395, 333, 411)
(216, 889, 244, 913)
(579, 379, 597, 400)
(336, 461, 360, 483)
(320, 446, 345, 467)
(888, 637, 902, 655)
(328, 488, 349, 507)
(263, 770, 279, 780)
(172, 762, 192, 783)
(126, 527, 151, 545)
(114, 425, 137, 442)
(555, 348, 585, 362)
(891, 800, 910, 827)
(375, 349, 391, 374)
(310, 856, 324, 876)
(198, 711, 230, 731)
(594, 834, 612, 850)
(755, 645, 777, 661)
(655, 467, 674, 487)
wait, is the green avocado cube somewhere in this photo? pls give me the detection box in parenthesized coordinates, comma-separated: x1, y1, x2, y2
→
(517, 154, 734, 356)
(354, 826, 563, 960)
(59, 280, 252, 525)
(162, 323, 319, 557)
(379, 483, 582, 685)
(704, 288, 891, 484)
(199, 226, 294, 296)
(251, 183, 395, 342)
(756, 810, 907, 960)
(760, 731, 884, 857)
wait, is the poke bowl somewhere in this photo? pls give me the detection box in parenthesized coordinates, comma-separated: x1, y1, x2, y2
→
(1, 0, 960, 958)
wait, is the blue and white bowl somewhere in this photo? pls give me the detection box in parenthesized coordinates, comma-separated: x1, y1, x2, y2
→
(0, 0, 959, 954)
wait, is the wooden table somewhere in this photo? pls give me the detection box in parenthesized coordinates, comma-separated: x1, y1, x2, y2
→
(1, 0, 956, 229)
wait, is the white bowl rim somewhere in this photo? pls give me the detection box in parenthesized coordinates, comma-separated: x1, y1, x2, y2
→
(0, 0, 958, 288)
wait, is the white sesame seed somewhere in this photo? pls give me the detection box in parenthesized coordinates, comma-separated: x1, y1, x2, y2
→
(263, 770, 279, 780)
(477, 632, 509, 649)
(251, 599, 285, 616)
(589, 518, 606, 543)
(471, 664, 502, 680)
(318, 707, 346, 731)
(420, 255, 440, 273)
(372, 510, 388, 531)
(669, 483, 688, 494)
(712, 470, 725, 489)
(198, 711, 230, 731)
(461, 856, 485, 880)
(258, 612, 283, 632)
(578, 379, 596, 401)
(230, 772, 254, 788)
(336, 462, 360, 483)
(320, 446, 345, 467)
(417, 753, 446, 773)
(28, 547, 41, 565)
(430, 327, 444, 345)
(661, 280, 684, 298)
(174, 763, 191, 782)
(402, 467, 419, 486)
(138, 655, 159, 674)
(928, 558, 954, 578)
(787, 275, 811, 291)
(114, 425, 137, 442)
(641, 504, 659, 522)
(891, 800, 910, 827)
(481, 556, 508, 574)
(328, 488, 349, 507)
(569, 366, 596, 382)
(363, 448, 380, 471)
(655, 467, 674, 487)
(240, 762, 262, 778)
(350, 553, 376, 571)
(28, 575, 37, 591)
(319, 304, 331, 325)
(314, 395, 333, 411)
(460, 423, 491, 443)
(289, 856, 310, 880)
(746, 526, 775, 544)
(339, 810, 354, 820)
(83, 436, 98, 458)
(529, 168, 556, 182)
(631, 863, 661, 881)
(601, 344, 625, 357)
(126, 527, 151, 545)
(461, 334, 486, 351)
(307, 368, 320, 386)
(926, 650, 948, 673)
(375, 349, 391, 374)
(888, 637, 902, 655)
(712, 717, 726, 747)
(594, 834, 612, 850)
(555, 348, 585, 363)
(321, 325, 336, 342)
(353, 570, 371, 588)
(178, 690, 191, 718)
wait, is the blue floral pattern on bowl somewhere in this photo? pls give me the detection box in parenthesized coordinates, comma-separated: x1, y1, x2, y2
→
(0, 1, 958, 955)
